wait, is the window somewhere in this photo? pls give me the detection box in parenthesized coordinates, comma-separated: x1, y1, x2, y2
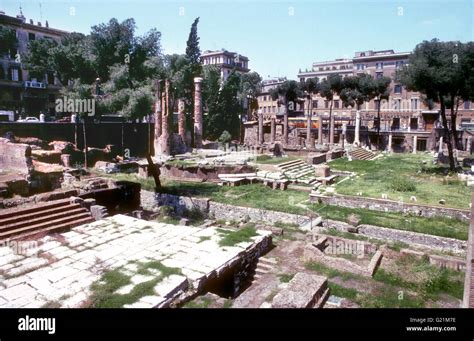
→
(392, 117, 400, 130)
(376, 72, 383, 79)
(376, 62, 383, 70)
(28, 33, 35, 41)
(393, 99, 401, 110)
(312, 100, 318, 109)
(375, 100, 380, 110)
(11, 68, 19, 81)
(334, 100, 340, 109)
(464, 101, 471, 110)
(324, 100, 329, 109)
(394, 85, 402, 94)
(263, 96, 267, 101)
(411, 98, 419, 110)
(273, 106, 276, 112)
(410, 118, 418, 130)
(395, 60, 405, 68)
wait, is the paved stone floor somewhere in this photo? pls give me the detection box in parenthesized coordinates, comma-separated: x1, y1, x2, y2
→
(0, 215, 271, 308)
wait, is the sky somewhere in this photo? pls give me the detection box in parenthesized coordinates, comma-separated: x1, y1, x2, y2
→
(1, 0, 473, 79)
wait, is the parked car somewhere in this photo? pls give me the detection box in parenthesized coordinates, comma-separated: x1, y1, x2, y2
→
(17, 117, 40, 123)
(55, 117, 71, 123)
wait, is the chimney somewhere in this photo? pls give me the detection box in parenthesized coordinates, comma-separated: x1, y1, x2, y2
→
(45, 20, 49, 28)
(37, 22, 42, 27)
(30, 19, 33, 24)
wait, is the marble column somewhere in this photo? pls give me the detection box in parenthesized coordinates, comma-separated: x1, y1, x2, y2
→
(178, 98, 186, 145)
(153, 80, 162, 156)
(283, 112, 288, 145)
(467, 136, 472, 154)
(388, 133, 393, 153)
(306, 112, 312, 148)
(161, 79, 170, 156)
(341, 124, 347, 149)
(270, 117, 276, 143)
(354, 110, 361, 146)
(439, 136, 444, 153)
(193, 77, 203, 148)
(329, 113, 335, 144)
(413, 135, 417, 154)
(258, 111, 264, 145)
(318, 115, 323, 144)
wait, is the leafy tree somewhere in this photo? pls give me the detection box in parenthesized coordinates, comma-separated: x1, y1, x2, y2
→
(373, 76, 391, 145)
(319, 74, 343, 143)
(400, 39, 474, 170)
(0, 26, 17, 56)
(239, 72, 262, 114)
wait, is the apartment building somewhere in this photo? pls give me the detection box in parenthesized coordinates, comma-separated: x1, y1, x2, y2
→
(256, 77, 287, 120)
(201, 49, 250, 81)
(296, 49, 474, 152)
(0, 10, 68, 119)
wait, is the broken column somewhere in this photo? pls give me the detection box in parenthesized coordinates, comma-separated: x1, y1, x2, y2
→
(194, 77, 203, 148)
(329, 114, 335, 144)
(270, 117, 276, 143)
(439, 136, 444, 153)
(388, 133, 393, 152)
(283, 111, 289, 146)
(341, 123, 347, 149)
(258, 110, 264, 145)
(153, 80, 162, 156)
(178, 98, 186, 145)
(468, 136, 472, 154)
(318, 115, 323, 144)
(160, 79, 171, 156)
(413, 135, 417, 154)
(306, 113, 312, 148)
(354, 110, 361, 146)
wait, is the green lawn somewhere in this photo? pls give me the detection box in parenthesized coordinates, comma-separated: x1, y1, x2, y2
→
(100, 173, 468, 240)
(329, 153, 471, 209)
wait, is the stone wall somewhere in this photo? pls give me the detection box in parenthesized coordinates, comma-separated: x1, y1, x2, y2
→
(320, 218, 466, 254)
(311, 193, 470, 222)
(0, 138, 33, 174)
(160, 164, 255, 182)
(141, 190, 309, 226)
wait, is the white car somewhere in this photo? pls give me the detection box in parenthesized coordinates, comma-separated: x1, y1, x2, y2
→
(17, 117, 40, 123)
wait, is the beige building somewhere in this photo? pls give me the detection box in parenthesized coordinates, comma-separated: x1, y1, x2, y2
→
(0, 10, 68, 118)
(294, 49, 474, 152)
(201, 49, 249, 81)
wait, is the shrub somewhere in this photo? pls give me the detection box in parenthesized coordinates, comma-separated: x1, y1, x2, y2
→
(389, 176, 417, 192)
(218, 130, 232, 144)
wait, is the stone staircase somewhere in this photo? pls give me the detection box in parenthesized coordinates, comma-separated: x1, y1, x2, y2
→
(0, 199, 94, 241)
(349, 147, 376, 160)
(276, 159, 318, 185)
(252, 256, 278, 281)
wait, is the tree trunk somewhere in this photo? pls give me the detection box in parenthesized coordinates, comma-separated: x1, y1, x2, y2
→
(82, 117, 88, 168)
(439, 97, 456, 171)
(450, 96, 461, 150)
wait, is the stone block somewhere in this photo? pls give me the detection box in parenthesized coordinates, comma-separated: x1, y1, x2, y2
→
(272, 272, 328, 308)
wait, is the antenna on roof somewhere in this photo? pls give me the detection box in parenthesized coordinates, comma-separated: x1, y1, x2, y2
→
(39, 2, 43, 22)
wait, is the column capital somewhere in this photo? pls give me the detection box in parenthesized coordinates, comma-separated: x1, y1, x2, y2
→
(194, 77, 203, 83)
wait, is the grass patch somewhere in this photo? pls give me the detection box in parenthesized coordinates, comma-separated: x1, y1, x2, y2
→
(278, 273, 295, 283)
(198, 236, 211, 243)
(305, 261, 362, 281)
(184, 297, 213, 308)
(330, 154, 471, 209)
(328, 282, 358, 300)
(218, 226, 258, 247)
(89, 261, 181, 308)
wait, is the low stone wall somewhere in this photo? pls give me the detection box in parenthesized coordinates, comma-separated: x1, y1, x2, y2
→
(359, 224, 466, 254)
(320, 219, 466, 255)
(160, 164, 255, 182)
(400, 249, 466, 271)
(141, 190, 310, 226)
(311, 193, 470, 222)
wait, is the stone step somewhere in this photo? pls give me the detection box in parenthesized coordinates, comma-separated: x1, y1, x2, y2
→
(0, 212, 94, 241)
(7, 216, 95, 241)
(0, 199, 70, 220)
(279, 162, 307, 172)
(0, 206, 88, 233)
(259, 257, 278, 265)
(0, 203, 83, 227)
(277, 159, 305, 169)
